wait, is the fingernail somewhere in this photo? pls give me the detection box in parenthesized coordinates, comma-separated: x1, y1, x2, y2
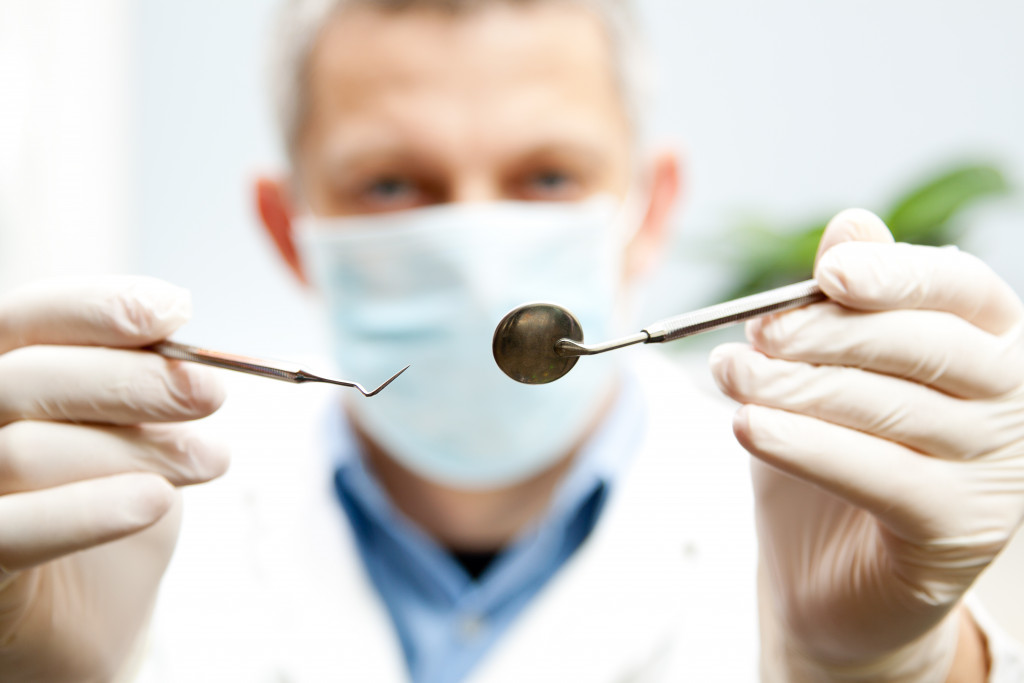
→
(119, 473, 175, 529)
(119, 278, 192, 338)
(167, 362, 227, 417)
(745, 317, 765, 340)
(180, 432, 232, 483)
(815, 250, 848, 297)
(732, 404, 751, 434)
(709, 344, 742, 392)
(145, 281, 192, 326)
(708, 344, 730, 374)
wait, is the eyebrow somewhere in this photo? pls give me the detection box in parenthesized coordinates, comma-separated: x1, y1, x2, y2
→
(317, 143, 439, 183)
(318, 136, 612, 176)
(511, 141, 609, 167)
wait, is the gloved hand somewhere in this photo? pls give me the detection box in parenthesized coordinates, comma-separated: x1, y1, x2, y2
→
(710, 209, 1024, 681)
(0, 277, 228, 682)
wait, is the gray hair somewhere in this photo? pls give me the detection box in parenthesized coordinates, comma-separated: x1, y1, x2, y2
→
(267, 0, 653, 161)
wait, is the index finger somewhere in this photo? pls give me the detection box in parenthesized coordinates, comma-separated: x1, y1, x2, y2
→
(0, 276, 192, 355)
(817, 242, 1024, 335)
(814, 209, 1023, 335)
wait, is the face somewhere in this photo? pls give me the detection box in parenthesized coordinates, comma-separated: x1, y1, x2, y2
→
(254, 1, 682, 496)
(257, 1, 679, 281)
(299, 1, 633, 214)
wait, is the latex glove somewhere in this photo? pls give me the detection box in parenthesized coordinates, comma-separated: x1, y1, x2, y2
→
(0, 277, 228, 682)
(710, 209, 1024, 681)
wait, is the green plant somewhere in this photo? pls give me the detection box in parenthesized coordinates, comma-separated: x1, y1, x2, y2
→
(708, 163, 1012, 300)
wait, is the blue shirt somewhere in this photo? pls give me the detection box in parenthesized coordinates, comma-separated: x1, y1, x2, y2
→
(327, 374, 646, 683)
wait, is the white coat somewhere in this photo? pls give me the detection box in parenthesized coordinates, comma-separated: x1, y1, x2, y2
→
(139, 348, 1021, 682)
(138, 349, 759, 681)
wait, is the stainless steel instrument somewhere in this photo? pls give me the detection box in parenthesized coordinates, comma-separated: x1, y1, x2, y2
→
(493, 279, 825, 385)
(149, 340, 408, 397)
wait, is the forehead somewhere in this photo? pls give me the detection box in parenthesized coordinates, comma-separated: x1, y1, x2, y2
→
(301, 2, 630, 163)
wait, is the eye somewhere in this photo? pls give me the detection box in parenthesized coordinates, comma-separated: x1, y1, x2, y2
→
(519, 169, 583, 201)
(364, 176, 417, 204)
(348, 174, 437, 213)
(531, 170, 570, 192)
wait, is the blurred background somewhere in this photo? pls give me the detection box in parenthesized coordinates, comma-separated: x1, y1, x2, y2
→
(3, 0, 1022, 355)
(2, 0, 1023, 635)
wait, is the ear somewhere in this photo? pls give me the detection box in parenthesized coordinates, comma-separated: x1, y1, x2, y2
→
(624, 147, 683, 283)
(255, 176, 308, 285)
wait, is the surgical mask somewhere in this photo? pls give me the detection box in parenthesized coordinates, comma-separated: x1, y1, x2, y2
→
(294, 195, 634, 489)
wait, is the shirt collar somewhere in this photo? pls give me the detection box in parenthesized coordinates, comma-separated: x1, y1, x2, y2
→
(324, 366, 647, 548)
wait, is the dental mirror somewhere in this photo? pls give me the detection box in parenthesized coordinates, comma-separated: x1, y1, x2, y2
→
(493, 279, 825, 385)
(491, 302, 584, 384)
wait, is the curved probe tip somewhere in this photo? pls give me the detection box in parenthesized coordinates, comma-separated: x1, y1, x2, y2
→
(361, 364, 411, 397)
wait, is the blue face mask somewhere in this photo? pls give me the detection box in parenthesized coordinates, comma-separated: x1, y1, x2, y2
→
(294, 196, 631, 489)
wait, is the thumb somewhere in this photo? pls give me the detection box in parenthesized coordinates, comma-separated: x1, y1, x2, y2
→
(814, 208, 894, 268)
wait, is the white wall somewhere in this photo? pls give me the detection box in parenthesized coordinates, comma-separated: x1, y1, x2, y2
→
(135, 0, 316, 358)
(132, 0, 1024, 355)
(0, 0, 135, 291)
(8, 1, 1020, 351)
(637, 0, 1024, 324)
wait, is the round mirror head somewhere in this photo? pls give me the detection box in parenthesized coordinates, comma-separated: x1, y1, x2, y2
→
(492, 303, 583, 384)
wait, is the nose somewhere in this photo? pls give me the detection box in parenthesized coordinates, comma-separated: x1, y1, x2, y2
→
(449, 173, 502, 204)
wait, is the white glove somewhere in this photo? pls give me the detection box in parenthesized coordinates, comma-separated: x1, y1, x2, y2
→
(0, 277, 228, 682)
(710, 209, 1024, 681)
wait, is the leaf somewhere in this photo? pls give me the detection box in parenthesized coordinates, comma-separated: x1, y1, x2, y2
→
(705, 161, 1013, 301)
(884, 164, 1010, 245)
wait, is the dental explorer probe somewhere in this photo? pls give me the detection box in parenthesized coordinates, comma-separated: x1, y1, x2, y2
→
(492, 279, 825, 385)
(149, 340, 409, 397)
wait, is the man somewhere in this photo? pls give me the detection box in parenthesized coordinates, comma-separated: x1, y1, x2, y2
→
(0, 0, 1021, 681)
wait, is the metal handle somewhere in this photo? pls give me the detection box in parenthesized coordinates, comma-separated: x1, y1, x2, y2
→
(148, 340, 410, 396)
(643, 279, 825, 343)
(148, 340, 304, 383)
